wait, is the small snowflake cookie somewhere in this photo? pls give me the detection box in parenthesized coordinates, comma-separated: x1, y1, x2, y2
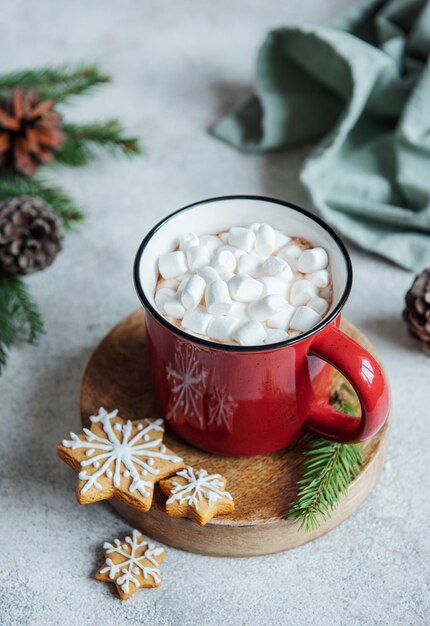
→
(159, 465, 234, 526)
(96, 529, 166, 600)
(57, 407, 184, 511)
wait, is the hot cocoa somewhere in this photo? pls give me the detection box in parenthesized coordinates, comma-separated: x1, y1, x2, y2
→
(155, 223, 332, 346)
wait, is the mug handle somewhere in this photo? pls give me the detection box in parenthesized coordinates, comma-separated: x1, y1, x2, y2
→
(304, 324, 390, 443)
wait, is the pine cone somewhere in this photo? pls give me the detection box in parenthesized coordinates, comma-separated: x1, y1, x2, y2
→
(0, 196, 64, 275)
(0, 87, 65, 177)
(403, 269, 430, 354)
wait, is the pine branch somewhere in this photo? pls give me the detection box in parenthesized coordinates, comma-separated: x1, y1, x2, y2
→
(289, 396, 363, 532)
(0, 64, 110, 103)
(0, 274, 44, 373)
(0, 175, 84, 229)
(56, 121, 141, 166)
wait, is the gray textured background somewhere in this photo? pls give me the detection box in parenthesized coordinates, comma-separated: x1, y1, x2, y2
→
(1, 1, 429, 625)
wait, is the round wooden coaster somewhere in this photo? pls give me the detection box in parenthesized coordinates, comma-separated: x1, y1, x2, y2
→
(80, 310, 389, 557)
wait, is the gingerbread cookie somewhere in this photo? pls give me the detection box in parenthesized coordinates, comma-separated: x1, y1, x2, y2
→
(58, 407, 184, 511)
(96, 529, 166, 600)
(159, 465, 234, 525)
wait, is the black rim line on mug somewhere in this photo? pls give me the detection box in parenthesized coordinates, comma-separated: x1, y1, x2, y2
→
(133, 194, 353, 353)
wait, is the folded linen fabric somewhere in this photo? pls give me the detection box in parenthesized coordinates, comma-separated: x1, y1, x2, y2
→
(212, 0, 430, 270)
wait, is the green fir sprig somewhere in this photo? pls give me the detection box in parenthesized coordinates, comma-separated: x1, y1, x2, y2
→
(0, 175, 84, 229)
(289, 390, 363, 532)
(0, 63, 142, 375)
(58, 121, 141, 166)
(0, 275, 44, 373)
(0, 64, 109, 103)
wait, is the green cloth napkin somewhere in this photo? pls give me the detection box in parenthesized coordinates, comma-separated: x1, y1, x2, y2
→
(212, 0, 430, 271)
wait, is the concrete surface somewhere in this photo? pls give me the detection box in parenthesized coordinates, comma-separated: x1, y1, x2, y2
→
(1, 1, 429, 625)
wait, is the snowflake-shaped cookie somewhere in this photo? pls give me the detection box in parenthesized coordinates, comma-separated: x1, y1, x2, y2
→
(159, 465, 234, 526)
(166, 342, 209, 430)
(58, 407, 184, 511)
(96, 529, 166, 600)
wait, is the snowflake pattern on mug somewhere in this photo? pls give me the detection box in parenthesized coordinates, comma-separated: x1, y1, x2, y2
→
(205, 385, 237, 434)
(165, 342, 209, 430)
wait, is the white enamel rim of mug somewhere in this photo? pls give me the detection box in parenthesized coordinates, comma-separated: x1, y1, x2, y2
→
(134, 195, 353, 352)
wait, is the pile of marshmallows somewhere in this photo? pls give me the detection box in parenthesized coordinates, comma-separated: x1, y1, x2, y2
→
(155, 224, 331, 346)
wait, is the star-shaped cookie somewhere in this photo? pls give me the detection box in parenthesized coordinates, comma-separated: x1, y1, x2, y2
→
(58, 407, 184, 511)
(96, 529, 166, 600)
(159, 465, 234, 525)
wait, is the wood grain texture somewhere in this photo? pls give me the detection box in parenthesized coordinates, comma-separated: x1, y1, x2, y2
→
(80, 310, 389, 557)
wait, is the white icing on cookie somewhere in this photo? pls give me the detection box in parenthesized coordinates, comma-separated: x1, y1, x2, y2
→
(100, 529, 164, 594)
(62, 407, 183, 497)
(166, 466, 233, 511)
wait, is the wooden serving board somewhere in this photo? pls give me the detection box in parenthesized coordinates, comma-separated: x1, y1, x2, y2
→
(80, 310, 389, 557)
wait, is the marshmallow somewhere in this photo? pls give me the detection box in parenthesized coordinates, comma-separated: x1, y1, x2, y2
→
(186, 331, 207, 340)
(308, 269, 329, 289)
(237, 254, 262, 277)
(233, 320, 267, 346)
(212, 249, 236, 274)
(260, 276, 288, 297)
(290, 306, 322, 332)
(248, 295, 287, 321)
(297, 247, 329, 273)
(205, 279, 232, 315)
(200, 235, 222, 253)
(265, 329, 289, 344)
(255, 224, 275, 256)
(262, 256, 287, 276)
(157, 278, 180, 292)
(249, 223, 261, 232)
(158, 251, 188, 279)
(228, 274, 263, 302)
(229, 301, 250, 319)
(267, 304, 295, 329)
(179, 232, 199, 251)
(290, 279, 318, 306)
(288, 330, 302, 339)
(155, 287, 176, 311)
(222, 272, 236, 282)
(320, 286, 332, 301)
(219, 231, 229, 243)
(182, 308, 213, 335)
(164, 293, 186, 319)
(308, 296, 329, 317)
(177, 274, 191, 292)
(217, 244, 247, 260)
(207, 316, 240, 342)
(197, 265, 219, 285)
(279, 244, 302, 271)
(279, 264, 294, 283)
(181, 274, 206, 310)
(187, 245, 212, 271)
(273, 229, 291, 252)
(227, 227, 256, 252)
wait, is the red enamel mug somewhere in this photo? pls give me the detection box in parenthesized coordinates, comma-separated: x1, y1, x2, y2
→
(134, 195, 389, 456)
